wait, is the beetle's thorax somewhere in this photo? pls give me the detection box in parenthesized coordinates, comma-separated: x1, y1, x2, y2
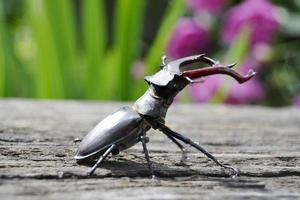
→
(133, 69, 188, 123)
(133, 89, 171, 123)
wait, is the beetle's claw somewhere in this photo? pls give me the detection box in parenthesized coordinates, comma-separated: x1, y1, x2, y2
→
(222, 165, 240, 178)
(180, 148, 188, 164)
(151, 175, 160, 184)
(247, 69, 256, 77)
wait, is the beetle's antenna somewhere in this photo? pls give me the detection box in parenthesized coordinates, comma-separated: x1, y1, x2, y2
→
(159, 55, 168, 69)
(89, 144, 117, 176)
(162, 55, 167, 65)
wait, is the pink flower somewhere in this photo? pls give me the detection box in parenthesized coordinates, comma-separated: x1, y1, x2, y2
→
(226, 58, 265, 104)
(131, 61, 145, 81)
(293, 96, 300, 109)
(167, 18, 210, 59)
(225, 78, 265, 104)
(186, 0, 227, 14)
(222, 0, 279, 47)
(189, 75, 221, 103)
(225, 58, 264, 104)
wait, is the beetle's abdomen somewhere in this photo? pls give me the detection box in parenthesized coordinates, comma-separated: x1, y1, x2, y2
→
(74, 106, 143, 160)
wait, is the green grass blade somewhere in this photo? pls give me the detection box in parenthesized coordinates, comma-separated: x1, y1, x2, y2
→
(82, 0, 107, 99)
(133, 0, 186, 98)
(145, 0, 185, 73)
(0, 1, 5, 96)
(44, 0, 78, 98)
(112, 0, 146, 100)
(0, 0, 32, 98)
(25, 0, 64, 98)
(224, 27, 251, 64)
(210, 27, 250, 103)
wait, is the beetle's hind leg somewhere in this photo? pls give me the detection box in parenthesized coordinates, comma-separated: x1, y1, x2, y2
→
(157, 123, 239, 178)
(165, 134, 188, 164)
(88, 144, 117, 176)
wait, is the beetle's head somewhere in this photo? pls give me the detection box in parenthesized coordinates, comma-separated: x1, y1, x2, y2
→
(144, 54, 256, 100)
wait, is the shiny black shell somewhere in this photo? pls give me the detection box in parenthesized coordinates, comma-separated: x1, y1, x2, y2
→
(74, 106, 143, 160)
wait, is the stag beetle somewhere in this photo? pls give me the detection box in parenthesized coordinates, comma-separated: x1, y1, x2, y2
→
(74, 54, 255, 178)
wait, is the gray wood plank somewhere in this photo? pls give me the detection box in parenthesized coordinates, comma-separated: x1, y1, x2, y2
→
(0, 99, 299, 199)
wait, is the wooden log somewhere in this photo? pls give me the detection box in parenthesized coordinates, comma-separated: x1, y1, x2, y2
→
(0, 99, 299, 199)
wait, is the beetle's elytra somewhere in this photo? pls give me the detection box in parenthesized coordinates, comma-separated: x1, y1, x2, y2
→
(75, 54, 255, 178)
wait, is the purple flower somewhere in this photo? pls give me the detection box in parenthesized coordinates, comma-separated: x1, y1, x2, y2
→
(293, 96, 300, 109)
(222, 0, 279, 47)
(131, 61, 145, 81)
(225, 78, 265, 104)
(189, 75, 221, 103)
(225, 58, 264, 104)
(186, 0, 227, 14)
(167, 18, 210, 59)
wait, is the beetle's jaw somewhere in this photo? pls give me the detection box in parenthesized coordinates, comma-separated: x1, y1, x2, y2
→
(165, 54, 255, 84)
(181, 65, 256, 84)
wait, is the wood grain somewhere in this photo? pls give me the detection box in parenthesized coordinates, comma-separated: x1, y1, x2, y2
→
(0, 99, 299, 199)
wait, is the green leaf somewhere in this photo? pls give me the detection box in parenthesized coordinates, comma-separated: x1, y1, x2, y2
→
(0, 1, 5, 96)
(82, 0, 107, 99)
(0, 0, 32, 97)
(44, 0, 78, 98)
(112, 0, 146, 100)
(210, 27, 250, 103)
(224, 26, 251, 64)
(25, 0, 64, 98)
(133, 0, 186, 98)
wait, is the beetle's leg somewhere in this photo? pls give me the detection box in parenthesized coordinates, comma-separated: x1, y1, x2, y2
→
(89, 144, 117, 176)
(157, 123, 239, 178)
(73, 138, 81, 143)
(139, 134, 157, 181)
(165, 133, 188, 164)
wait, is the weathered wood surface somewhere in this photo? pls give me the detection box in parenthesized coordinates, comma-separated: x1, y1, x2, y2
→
(0, 99, 300, 200)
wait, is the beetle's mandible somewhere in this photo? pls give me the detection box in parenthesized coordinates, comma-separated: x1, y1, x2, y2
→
(74, 54, 256, 178)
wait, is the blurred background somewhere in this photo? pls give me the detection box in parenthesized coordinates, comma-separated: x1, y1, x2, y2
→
(0, 0, 300, 107)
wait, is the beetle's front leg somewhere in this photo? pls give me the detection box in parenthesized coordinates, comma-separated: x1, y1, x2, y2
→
(157, 123, 239, 178)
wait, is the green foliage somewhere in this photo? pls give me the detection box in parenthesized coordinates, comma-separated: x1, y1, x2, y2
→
(83, 0, 106, 99)
(210, 27, 250, 103)
(133, 0, 186, 98)
(0, 2, 5, 96)
(45, 0, 78, 98)
(112, 0, 146, 100)
(0, 0, 184, 100)
(2, 0, 298, 106)
(25, 0, 64, 98)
